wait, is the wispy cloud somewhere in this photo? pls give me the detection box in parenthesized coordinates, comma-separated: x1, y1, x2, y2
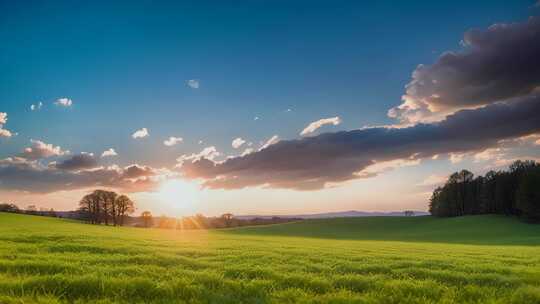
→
(177, 146, 220, 166)
(54, 98, 73, 107)
(300, 117, 341, 136)
(132, 128, 149, 139)
(259, 135, 279, 151)
(232, 137, 246, 149)
(30, 102, 43, 111)
(187, 79, 200, 89)
(164, 136, 183, 146)
(101, 148, 118, 158)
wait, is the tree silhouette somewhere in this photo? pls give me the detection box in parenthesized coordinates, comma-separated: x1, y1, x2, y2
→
(141, 211, 153, 228)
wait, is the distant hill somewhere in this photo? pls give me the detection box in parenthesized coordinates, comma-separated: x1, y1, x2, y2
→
(235, 210, 429, 220)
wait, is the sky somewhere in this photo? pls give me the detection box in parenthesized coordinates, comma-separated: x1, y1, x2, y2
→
(1, 0, 539, 216)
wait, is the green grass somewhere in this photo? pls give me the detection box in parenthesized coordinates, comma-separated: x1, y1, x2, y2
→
(1, 213, 540, 303)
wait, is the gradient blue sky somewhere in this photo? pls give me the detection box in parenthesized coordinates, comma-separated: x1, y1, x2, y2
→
(1, 1, 539, 215)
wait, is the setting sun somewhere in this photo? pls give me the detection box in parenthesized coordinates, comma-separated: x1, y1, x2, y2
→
(157, 179, 200, 214)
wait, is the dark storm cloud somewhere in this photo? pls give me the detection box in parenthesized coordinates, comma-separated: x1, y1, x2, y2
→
(389, 17, 540, 123)
(180, 95, 540, 190)
(53, 153, 98, 171)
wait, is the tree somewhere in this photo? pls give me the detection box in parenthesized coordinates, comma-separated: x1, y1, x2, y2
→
(428, 160, 540, 221)
(0, 203, 19, 213)
(404, 210, 415, 216)
(221, 213, 234, 227)
(115, 195, 135, 226)
(79, 190, 135, 225)
(141, 211, 153, 228)
(516, 167, 540, 221)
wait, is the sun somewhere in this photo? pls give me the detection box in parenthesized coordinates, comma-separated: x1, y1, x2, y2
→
(158, 179, 200, 213)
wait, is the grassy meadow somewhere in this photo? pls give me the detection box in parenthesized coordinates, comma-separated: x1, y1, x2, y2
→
(1, 213, 540, 303)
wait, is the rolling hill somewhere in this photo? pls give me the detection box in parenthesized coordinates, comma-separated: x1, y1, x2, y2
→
(0, 212, 539, 303)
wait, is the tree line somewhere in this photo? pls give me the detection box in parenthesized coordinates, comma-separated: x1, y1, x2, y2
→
(78, 190, 135, 226)
(429, 160, 540, 221)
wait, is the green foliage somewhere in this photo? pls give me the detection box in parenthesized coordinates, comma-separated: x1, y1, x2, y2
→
(1, 213, 540, 303)
(429, 160, 540, 218)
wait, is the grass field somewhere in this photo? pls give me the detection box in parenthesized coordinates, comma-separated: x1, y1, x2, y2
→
(1, 213, 540, 303)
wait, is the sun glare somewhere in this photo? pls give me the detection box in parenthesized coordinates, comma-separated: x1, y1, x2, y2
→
(158, 179, 200, 214)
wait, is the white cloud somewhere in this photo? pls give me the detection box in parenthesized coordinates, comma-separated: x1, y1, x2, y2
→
(449, 153, 466, 164)
(254, 116, 259, 121)
(198, 140, 203, 145)
(241, 147, 255, 156)
(356, 158, 421, 178)
(0, 112, 7, 125)
(177, 146, 220, 166)
(132, 128, 149, 139)
(30, 102, 43, 111)
(259, 135, 279, 151)
(285, 108, 292, 112)
(164, 136, 183, 147)
(101, 148, 118, 158)
(232, 137, 246, 149)
(187, 79, 199, 89)
(300, 116, 341, 136)
(54, 98, 73, 107)
(0, 112, 14, 138)
(21, 139, 68, 160)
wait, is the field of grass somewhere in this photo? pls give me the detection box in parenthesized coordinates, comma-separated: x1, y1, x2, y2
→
(1, 213, 540, 303)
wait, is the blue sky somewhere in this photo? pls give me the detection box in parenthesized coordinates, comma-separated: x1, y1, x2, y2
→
(1, 1, 539, 214)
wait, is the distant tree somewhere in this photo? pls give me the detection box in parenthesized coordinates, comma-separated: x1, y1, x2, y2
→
(404, 210, 414, 216)
(428, 160, 540, 221)
(141, 211, 153, 228)
(115, 195, 135, 226)
(26, 205, 37, 215)
(221, 213, 234, 227)
(516, 167, 540, 221)
(0, 203, 19, 213)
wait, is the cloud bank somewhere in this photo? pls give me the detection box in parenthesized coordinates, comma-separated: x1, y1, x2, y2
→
(180, 92, 540, 190)
(388, 17, 540, 124)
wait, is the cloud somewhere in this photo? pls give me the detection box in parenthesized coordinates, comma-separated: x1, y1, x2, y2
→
(54, 98, 73, 107)
(259, 135, 280, 151)
(30, 102, 43, 111)
(20, 139, 68, 160)
(132, 128, 149, 139)
(254, 116, 259, 121)
(388, 17, 540, 124)
(53, 153, 98, 171)
(163, 136, 183, 147)
(101, 148, 118, 157)
(300, 117, 341, 136)
(0, 112, 13, 138)
(0, 158, 171, 194)
(179, 95, 540, 190)
(176, 146, 221, 167)
(232, 137, 246, 149)
(187, 79, 199, 89)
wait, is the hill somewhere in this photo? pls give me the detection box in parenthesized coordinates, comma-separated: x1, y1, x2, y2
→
(235, 210, 430, 220)
(0, 212, 539, 303)
(228, 214, 540, 245)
